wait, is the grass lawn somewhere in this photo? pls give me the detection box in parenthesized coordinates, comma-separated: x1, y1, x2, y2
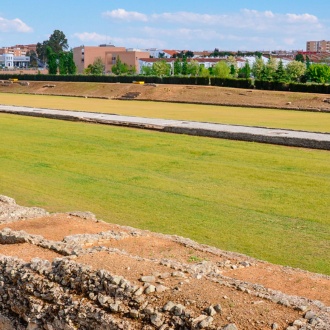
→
(1, 92, 330, 132)
(0, 113, 329, 275)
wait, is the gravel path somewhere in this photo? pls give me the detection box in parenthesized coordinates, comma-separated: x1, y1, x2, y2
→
(1, 104, 330, 150)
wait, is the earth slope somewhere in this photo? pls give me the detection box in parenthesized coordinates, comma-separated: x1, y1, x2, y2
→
(0, 196, 329, 329)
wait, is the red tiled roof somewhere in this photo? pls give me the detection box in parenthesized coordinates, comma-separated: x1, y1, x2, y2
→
(139, 58, 225, 63)
(162, 50, 178, 56)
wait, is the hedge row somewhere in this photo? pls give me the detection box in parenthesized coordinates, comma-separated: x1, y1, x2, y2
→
(0, 73, 329, 94)
(210, 77, 253, 88)
(0, 74, 250, 89)
(254, 80, 330, 94)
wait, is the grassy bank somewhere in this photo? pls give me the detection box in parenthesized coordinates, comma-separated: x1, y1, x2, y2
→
(1, 93, 330, 132)
(0, 113, 329, 274)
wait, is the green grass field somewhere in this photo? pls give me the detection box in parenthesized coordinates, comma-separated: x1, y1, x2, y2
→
(1, 93, 330, 132)
(1, 112, 329, 274)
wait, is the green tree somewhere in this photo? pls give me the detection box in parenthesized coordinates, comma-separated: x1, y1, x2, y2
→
(252, 57, 265, 79)
(307, 63, 330, 83)
(286, 60, 306, 82)
(57, 50, 76, 75)
(306, 56, 311, 69)
(199, 65, 210, 77)
(37, 30, 69, 64)
(229, 64, 236, 77)
(141, 66, 153, 75)
(274, 60, 287, 82)
(210, 48, 220, 57)
(46, 46, 57, 74)
(213, 61, 230, 78)
(265, 57, 278, 80)
(174, 58, 182, 75)
(295, 53, 305, 63)
(238, 61, 251, 78)
(48, 30, 69, 54)
(185, 50, 194, 58)
(187, 60, 199, 76)
(36, 41, 48, 63)
(128, 65, 136, 75)
(111, 56, 129, 75)
(181, 57, 188, 75)
(84, 57, 104, 75)
(226, 56, 237, 77)
(58, 52, 68, 75)
(152, 60, 171, 76)
(66, 50, 77, 74)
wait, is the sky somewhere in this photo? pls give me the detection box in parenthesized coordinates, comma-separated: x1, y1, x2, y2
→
(1, 0, 329, 52)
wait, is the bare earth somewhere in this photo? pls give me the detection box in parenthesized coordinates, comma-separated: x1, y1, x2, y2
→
(0, 197, 329, 329)
(1, 81, 330, 111)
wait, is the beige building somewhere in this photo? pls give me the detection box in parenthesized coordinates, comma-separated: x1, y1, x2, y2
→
(306, 40, 330, 53)
(73, 45, 150, 74)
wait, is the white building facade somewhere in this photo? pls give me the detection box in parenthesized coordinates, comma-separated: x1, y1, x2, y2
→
(0, 54, 30, 68)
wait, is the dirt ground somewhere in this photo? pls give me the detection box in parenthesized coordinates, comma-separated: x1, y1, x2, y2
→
(1, 80, 330, 112)
(1, 210, 329, 329)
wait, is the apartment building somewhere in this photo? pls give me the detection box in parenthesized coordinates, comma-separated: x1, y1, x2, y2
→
(306, 40, 330, 53)
(73, 44, 150, 73)
(0, 44, 37, 56)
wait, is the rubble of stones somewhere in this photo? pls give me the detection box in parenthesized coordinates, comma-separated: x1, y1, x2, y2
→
(0, 196, 329, 330)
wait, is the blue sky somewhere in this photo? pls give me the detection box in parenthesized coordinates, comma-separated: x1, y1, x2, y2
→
(1, 0, 329, 51)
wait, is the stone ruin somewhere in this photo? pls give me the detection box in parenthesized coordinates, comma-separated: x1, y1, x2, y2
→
(0, 195, 329, 330)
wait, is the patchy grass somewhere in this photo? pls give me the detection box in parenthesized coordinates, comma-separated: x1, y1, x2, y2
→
(0, 113, 329, 275)
(0, 93, 330, 132)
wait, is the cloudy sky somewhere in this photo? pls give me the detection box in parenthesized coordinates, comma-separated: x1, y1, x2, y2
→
(1, 0, 329, 51)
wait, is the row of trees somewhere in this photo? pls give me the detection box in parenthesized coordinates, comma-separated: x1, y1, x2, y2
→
(140, 56, 243, 78)
(139, 56, 330, 84)
(250, 57, 330, 83)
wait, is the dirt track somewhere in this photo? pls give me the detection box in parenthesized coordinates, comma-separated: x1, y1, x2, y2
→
(1, 80, 330, 112)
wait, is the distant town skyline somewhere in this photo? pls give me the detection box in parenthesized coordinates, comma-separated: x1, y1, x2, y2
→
(1, 0, 330, 51)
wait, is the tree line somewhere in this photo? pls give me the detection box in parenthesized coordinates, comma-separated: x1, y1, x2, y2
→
(139, 55, 330, 84)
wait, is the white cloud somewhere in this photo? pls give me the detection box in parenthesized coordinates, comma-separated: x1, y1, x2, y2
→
(73, 32, 109, 43)
(286, 13, 318, 23)
(0, 17, 33, 32)
(149, 9, 322, 33)
(102, 9, 147, 22)
(101, 8, 322, 34)
(79, 8, 326, 50)
(72, 31, 165, 49)
(151, 12, 221, 25)
(283, 38, 296, 45)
